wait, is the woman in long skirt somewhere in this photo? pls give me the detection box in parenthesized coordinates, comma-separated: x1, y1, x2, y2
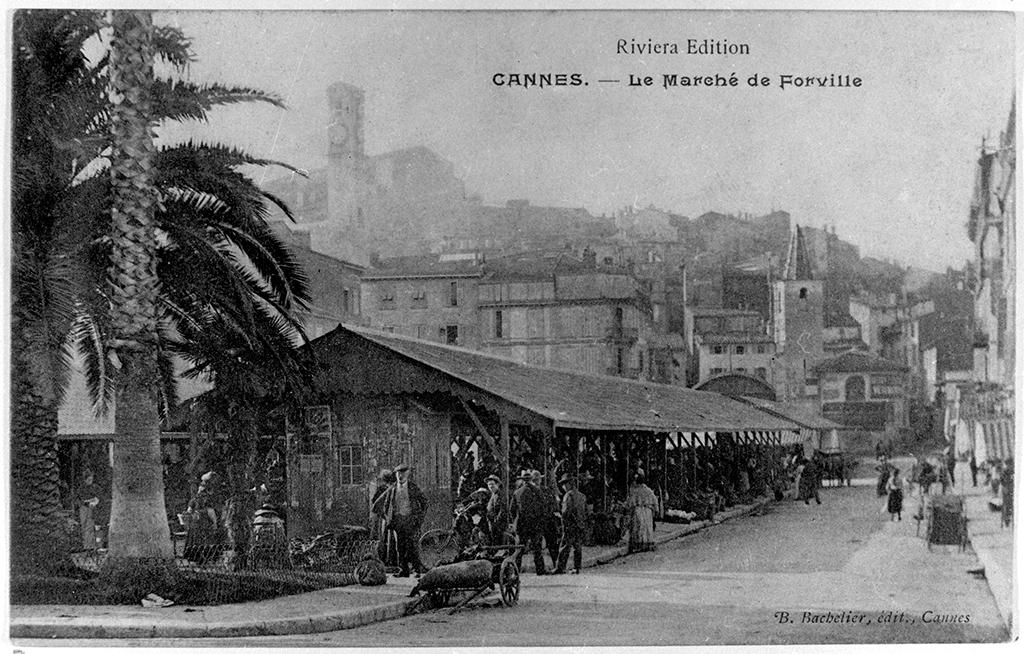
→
(886, 468, 904, 521)
(626, 474, 658, 553)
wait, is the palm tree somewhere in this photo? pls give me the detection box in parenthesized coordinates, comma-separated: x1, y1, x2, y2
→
(12, 9, 311, 572)
(12, 9, 110, 574)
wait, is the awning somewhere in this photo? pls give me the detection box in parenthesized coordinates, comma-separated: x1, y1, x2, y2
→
(974, 419, 1014, 462)
(779, 430, 804, 445)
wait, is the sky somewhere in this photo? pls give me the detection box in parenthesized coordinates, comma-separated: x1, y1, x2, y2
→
(154, 9, 1016, 271)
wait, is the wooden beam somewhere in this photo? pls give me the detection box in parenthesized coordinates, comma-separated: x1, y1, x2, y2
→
(459, 397, 503, 460)
(500, 418, 511, 514)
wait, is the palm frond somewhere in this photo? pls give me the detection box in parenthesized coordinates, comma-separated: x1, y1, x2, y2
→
(151, 81, 285, 123)
(72, 314, 115, 417)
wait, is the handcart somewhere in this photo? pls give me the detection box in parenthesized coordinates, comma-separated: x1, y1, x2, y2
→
(409, 543, 524, 614)
(925, 495, 968, 552)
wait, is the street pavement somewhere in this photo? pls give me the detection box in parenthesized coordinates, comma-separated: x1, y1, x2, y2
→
(14, 478, 1012, 647)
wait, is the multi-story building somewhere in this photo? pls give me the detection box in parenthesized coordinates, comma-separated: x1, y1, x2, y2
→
(815, 350, 909, 442)
(360, 254, 485, 347)
(696, 333, 776, 383)
(968, 102, 1015, 390)
(823, 311, 867, 355)
(683, 307, 766, 385)
(267, 222, 365, 341)
(477, 251, 657, 379)
(360, 250, 674, 382)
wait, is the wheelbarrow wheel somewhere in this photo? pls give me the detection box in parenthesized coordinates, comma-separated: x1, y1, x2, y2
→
(424, 589, 452, 610)
(499, 559, 520, 606)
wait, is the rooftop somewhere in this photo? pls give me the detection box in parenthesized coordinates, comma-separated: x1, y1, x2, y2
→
(362, 255, 485, 280)
(698, 333, 774, 345)
(318, 325, 798, 433)
(813, 350, 908, 374)
(736, 396, 844, 431)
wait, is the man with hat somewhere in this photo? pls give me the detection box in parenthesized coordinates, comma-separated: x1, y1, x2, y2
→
(371, 463, 428, 577)
(485, 474, 508, 544)
(512, 469, 548, 575)
(554, 473, 587, 574)
(532, 469, 561, 567)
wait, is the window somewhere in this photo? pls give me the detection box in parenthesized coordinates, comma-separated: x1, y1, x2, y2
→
(735, 345, 746, 355)
(494, 310, 504, 338)
(338, 446, 363, 485)
(343, 288, 351, 313)
(845, 375, 866, 402)
(755, 367, 767, 379)
(799, 287, 808, 299)
(445, 325, 459, 345)
(710, 367, 725, 375)
(616, 347, 625, 374)
(449, 281, 458, 306)
(756, 345, 766, 354)
(411, 286, 427, 309)
(379, 285, 395, 309)
(735, 367, 746, 373)
(712, 345, 724, 355)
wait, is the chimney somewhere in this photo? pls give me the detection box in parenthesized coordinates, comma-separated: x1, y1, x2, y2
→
(582, 246, 597, 268)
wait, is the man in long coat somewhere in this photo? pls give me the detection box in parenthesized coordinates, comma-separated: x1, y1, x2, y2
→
(512, 470, 548, 575)
(485, 474, 508, 544)
(372, 463, 428, 577)
(554, 474, 587, 574)
(532, 469, 561, 566)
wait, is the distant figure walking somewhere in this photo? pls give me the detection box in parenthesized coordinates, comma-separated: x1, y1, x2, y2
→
(1000, 459, 1014, 528)
(800, 457, 822, 505)
(886, 468, 904, 521)
(76, 469, 100, 550)
(626, 474, 658, 553)
(969, 452, 979, 488)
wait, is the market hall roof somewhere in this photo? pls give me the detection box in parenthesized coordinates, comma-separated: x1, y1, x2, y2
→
(735, 396, 845, 431)
(315, 325, 799, 434)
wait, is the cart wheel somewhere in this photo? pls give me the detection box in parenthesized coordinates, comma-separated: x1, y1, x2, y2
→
(424, 590, 449, 610)
(499, 559, 520, 606)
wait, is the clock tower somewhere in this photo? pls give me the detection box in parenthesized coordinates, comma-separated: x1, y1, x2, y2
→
(323, 82, 370, 266)
(327, 82, 365, 162)
(772, 225, 824, 401)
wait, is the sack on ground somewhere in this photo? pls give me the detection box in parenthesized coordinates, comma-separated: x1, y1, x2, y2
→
(354, 557, 387, 586)
(410, 559, 493, 595)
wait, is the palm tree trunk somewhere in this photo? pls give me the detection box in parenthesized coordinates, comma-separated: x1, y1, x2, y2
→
(104, 9, 172, 562)
(10, 314, 71, 574)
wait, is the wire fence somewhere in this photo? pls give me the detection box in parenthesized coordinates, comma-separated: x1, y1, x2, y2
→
(44, 533, 382, 606)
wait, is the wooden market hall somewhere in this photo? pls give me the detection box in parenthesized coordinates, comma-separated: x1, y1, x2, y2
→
(281, 325, 812, 536)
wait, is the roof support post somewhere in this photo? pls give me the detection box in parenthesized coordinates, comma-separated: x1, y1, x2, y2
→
(459, 397, 503, 461)
(600, 432, 607, 513)
(500, 417, 510, 515)
(544, 425, 551, 485)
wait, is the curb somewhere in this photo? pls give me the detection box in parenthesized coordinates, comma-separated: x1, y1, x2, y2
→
(10, 596, 421, 640)
(969, 541, 1014, 636)
(11, 497, 772, 640)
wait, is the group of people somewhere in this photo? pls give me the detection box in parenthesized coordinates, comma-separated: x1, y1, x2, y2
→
(783, 453, 823, 506)
(509, 469, 589, 575)
(371, 463, 430, 577)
